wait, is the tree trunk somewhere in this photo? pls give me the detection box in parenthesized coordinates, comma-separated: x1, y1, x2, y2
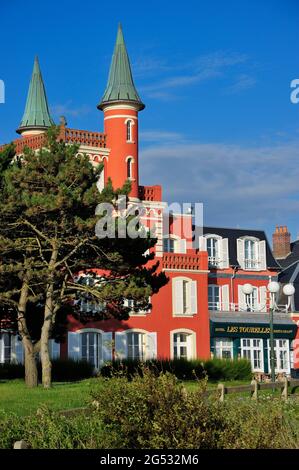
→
(18, 274, 39, 388)
(24, 344, 38, 388)
(40, 324, 52, 389)
(41, 246, 58, 389)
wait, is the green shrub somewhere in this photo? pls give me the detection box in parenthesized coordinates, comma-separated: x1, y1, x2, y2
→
(0, 359, 94, 382)
(100, 357, 252, 381)
(91, 368, 299, 449)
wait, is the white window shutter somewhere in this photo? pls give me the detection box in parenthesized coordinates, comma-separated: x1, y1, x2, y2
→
(238, 285, 247, 311)
(173, 279, 184, 314)
(97, 168, 105, 192)
(102, 332, 113, 362)
(178, 239, 187, 254)
(221, 284, 230, 311)
(237, 238, 245, 269)
(115, 332, 127, 360)
(258, 240, 267, 271)
(12, 336, 24, 364)
(220, 238, 229, 269)
(146, 332, 157, 360)
(259, 286, 267, 312)
(68, 332, 81, 360)
(49, 339, 60, 359)
(190, 280, 198, 314)
(198, 236, 207, 251)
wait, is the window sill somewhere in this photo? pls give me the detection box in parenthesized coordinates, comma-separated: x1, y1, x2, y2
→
(173, 313, 197, 318)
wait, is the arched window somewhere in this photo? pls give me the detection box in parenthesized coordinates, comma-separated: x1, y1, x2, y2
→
(126, 120, 133, 142)
(127, 157, 133, 178)
(171, 329, 196, 360)
(81, 331, 102, 369)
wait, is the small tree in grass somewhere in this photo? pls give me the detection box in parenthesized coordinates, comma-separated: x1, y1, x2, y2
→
(0, 127, 168, 388)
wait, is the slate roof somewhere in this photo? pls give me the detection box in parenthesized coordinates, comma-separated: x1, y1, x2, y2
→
(17, 56, 54, 134)
(194, 226, 280, 269)
(277, 240, 299, 311)
(98, 24, 145, 111)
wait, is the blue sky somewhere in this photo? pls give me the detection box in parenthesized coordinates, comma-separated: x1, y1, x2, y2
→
(0, 0, 299, 242)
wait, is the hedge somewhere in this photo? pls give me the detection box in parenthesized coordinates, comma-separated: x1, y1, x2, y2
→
(0, 359, 94, 382)
(100, 357, 252, 381)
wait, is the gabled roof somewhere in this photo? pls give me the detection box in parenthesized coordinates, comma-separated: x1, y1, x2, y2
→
(97, 24, 145, 111)
(194, 226, 280, 269)
(17, 56, 54, 134)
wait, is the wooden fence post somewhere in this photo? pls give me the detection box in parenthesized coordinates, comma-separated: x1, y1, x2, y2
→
(217, 383, 225, 402)
(281, 376, 288, 401)
(251, 379, 258, 400)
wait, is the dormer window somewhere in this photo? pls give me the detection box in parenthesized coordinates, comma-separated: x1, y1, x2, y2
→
(237, 237, 266, 271)
(207, 237, 219, 267)
(163, 236, 186, 254)
(198, 235, 229, 269)
(244, 239, 256, 269)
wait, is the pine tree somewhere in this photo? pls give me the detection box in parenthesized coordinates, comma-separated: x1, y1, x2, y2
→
(0, 127, 167, 388)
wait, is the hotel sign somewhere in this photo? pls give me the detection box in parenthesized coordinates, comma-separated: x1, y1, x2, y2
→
(211, 322, 297, 339)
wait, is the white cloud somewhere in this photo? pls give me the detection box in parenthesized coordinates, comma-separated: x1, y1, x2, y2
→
(225, 74, 257, 94)
(139, 134, 299, 229)
(50, 101, 91, 118)
(138, 51, 251, 99)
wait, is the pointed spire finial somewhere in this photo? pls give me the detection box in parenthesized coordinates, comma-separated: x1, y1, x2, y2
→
(17, 56, 54, 135)
(98, 24, 145, 111)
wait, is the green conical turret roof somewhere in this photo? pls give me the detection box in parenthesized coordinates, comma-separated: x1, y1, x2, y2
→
(98, 24, 145, 110)
(17, 56, 54, 134)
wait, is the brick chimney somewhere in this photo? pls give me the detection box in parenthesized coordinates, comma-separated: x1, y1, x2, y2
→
(272, 226, 291, 259)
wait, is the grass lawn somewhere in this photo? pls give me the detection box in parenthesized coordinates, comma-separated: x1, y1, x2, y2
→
(0, 379, 97, 416)
(1, 378, 298, 416)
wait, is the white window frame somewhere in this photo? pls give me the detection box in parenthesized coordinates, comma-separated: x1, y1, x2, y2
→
(206, 235, 221, 267)
(215, 338, 233, 359)
(163, 235, 186, 254)
(125, 118, 134, 143)
(241, 338, 264, 372)
(127, 331, 145, 360)
(208, 284, 230, 311)
(114, 329, 157, 361)
(81, 330, 103, 369)
(125, 155, 135, 180)
(237, 237, 267, 271)
(172, 277, 197, 315)
(267, 339, 290, 374)
(238, 285, 267, 312)
(170, 329, 196, 360)
(123, 297, 151, 316)
(199, 234, 229, 269)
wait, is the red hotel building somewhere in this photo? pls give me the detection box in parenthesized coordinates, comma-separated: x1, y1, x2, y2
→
(0, 25, 298, 376)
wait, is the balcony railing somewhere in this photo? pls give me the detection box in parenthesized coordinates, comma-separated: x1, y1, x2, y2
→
(162, 252, 204, 271)
(244, 259, 259, 270)
(64, 128, 106, 148)
(208, 256, 221, 267)
(208, 302, 290, 314)
(138, 185, 162, 202)
(0, 127, 107, 155)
